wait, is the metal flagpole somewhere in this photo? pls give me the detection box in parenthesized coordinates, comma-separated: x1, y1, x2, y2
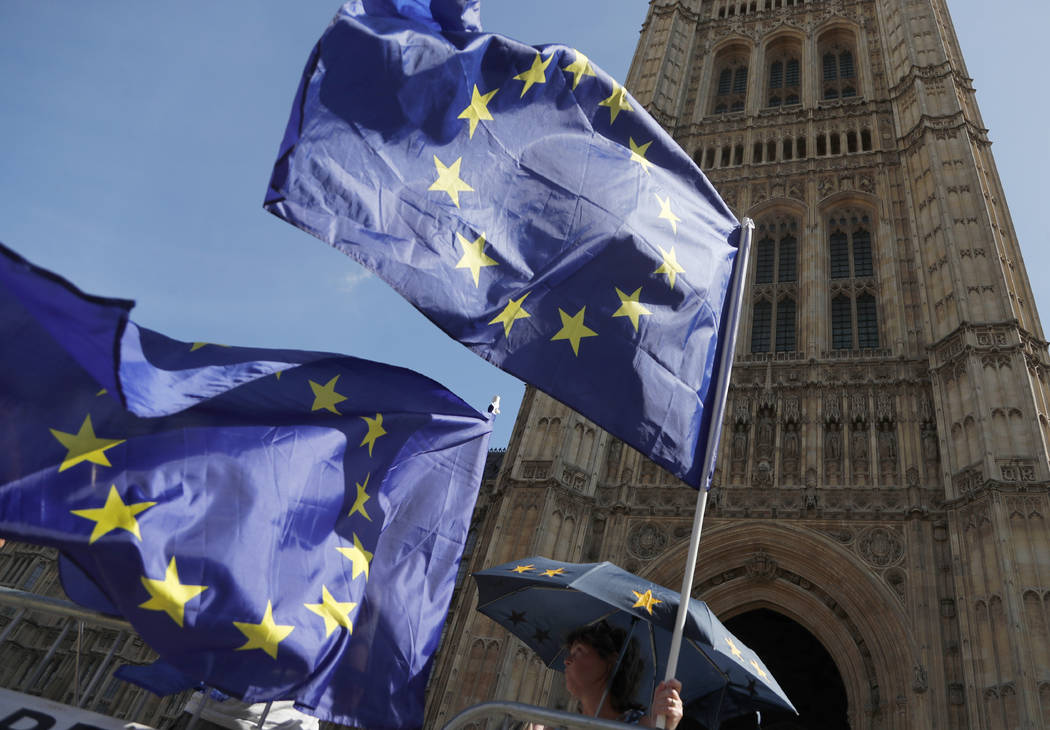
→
(655, 219, 754, 728)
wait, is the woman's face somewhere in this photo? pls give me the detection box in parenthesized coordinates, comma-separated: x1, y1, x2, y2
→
(564, 641, 612, 699)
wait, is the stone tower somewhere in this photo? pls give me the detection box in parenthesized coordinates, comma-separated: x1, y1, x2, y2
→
(427, 0, 1050, 728)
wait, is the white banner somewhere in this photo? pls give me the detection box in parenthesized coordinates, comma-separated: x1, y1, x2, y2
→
(0, 688, 154, 730)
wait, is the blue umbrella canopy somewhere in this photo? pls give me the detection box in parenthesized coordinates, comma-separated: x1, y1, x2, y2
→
(473, 556, 795, 726)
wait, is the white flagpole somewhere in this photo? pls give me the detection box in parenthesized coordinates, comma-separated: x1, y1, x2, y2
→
(655, 218, 753, 728)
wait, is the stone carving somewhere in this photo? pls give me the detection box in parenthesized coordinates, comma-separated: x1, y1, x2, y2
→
(733, 396, 752, 425)
(825, 394, 842, 424)
(825, 424, 843, 482)
(851, 426, 869, 480)
(745, 551, 778, 582)
(850, 391, 869, 423)
(783, 395, 801, 424)
(627, 522, 669, 561)
(858, 527, 905, 567)
(876, 392, 894, 422)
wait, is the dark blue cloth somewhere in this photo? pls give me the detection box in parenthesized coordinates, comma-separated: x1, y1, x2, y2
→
(0, 242, 492, 730)
(265, 1, 740, 487)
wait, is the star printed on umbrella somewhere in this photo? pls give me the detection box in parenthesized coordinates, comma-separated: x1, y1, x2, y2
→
(532, 628, 551, 643)
(725, 636, 744, 660)
(510, 564, 534, 574)
(631, 588, 662, 615)
(541, 567, 566, 578)
(508, 610, 527, 626)
(750, 659, 768, 679)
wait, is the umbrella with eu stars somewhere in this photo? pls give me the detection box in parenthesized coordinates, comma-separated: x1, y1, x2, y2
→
(473, 556, 795, 728)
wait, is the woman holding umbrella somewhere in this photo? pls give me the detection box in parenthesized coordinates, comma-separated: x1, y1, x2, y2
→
(556, 621, 684, 728)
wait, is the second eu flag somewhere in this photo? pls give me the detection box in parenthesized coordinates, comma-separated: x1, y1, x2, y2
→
(0, 242, 492, 729)
(266, 0, 741, 488)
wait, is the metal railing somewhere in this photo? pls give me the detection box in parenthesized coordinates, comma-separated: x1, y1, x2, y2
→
(442, 701, 646, 730)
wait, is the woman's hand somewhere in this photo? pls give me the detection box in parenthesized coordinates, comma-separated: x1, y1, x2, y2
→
(643, 679, 683, 729)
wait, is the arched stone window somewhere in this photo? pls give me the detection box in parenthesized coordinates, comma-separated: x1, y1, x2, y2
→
(711, 45, 750, 114)
(827, 208, 879, 350)
(750, 214, 800, 353)
(819, 29, 860, 100)
(766, 38, 802, 108)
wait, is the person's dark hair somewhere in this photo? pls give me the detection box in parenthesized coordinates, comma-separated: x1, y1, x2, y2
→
(565, 620, 644, 712)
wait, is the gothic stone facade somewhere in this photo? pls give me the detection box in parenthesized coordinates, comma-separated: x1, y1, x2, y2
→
(427, 0, 1050, 728)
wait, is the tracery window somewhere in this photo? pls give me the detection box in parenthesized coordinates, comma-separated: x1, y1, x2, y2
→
(766, 43, 801, 107)
(711, 47, 750, 114)
(827, 209, 879, 350)
(750, 216, 799, 353)
(819, 31, 859, 100)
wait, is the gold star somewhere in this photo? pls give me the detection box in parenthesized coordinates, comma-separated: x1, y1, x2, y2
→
(189, 342, 229, 352)
(550, 307, 597, 356)
(50, 415, 125, 473)
(628, 138, 654, 174)
(489, 293, 532, 337)
(654, 246, 686, 289)
(139, 557, 208, 628)
(349, 473, 372, 521)
(725, 637, 744, 660)
(511, 564, 534, 574)
(541, 567, 566, 577)
(455, 232, 499, 287)
(562, 49, 596, 89)
(458, 85, 498, 138)
(309, 375, 347, 414)
(71, 485, 156, 544)
(612, 287, 653, 332)
(305, 586, 357, 637)
(750, 658, 768, 679)
(599, 83, 633, 123)
(360, 413, 386, 456)
(233, 601, 294, 660)
(631, 589, 663, 615)
(513, 52, 552, 96)
(654, 194, 681, 233)
(274, 371, 283, 380)
(429, 156, 474, 207)
(95, 388, 107, 396)
(337, 534, 373, 581)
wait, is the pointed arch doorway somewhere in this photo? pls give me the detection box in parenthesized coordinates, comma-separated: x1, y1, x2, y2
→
(715, 608, 850, 729)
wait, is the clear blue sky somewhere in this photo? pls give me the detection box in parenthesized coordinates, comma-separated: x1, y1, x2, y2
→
(1, 1, 1045, 448)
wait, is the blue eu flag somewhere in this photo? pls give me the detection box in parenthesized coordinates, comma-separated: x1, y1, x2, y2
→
(0, 242, 492, 729)
(266, 0, 741, 487)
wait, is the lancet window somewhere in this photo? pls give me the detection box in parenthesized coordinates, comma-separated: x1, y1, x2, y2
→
(711, 47, 750, 114)
(750, 216, 799, 353)
(827, 209, 879, 350)
(819, 31, 859, 100)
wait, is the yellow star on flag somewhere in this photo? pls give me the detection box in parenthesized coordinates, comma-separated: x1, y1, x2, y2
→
(234, 601, 294, 660)
(139, 557, 208, 627)
(457, 85, 498, 138)
(725, 636, 744, 660)
(305, 586, 357, 637)
(71, 485, 156, 544)
(562, 49, 596, 89)
(96, 388, 107, 396)
(631, 589, 663, 615)
(511, 564, 534, 574)
(541, 567, 566, 577)
(309, 375, 347, 414)
(489, 293, 532, 337)
(513, 52, 552, 96)
(349, 473, 372, 521)
(599, 83, 633, 123)
(628, 138, 654, 174)
(360, 413, 386, 456)
(189, 342, 230, 352)
(612, 287, 653, 332)
(654, 194, 681, 234)
(550, 307, 597, 356)
(750, 658, 768, 679)
(654, 246, 686, 289)
(455, 232, 498, 287)
(429, 156, 474, 207)
(50, 414, 125, 472)
(337, 534, 373, 581)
